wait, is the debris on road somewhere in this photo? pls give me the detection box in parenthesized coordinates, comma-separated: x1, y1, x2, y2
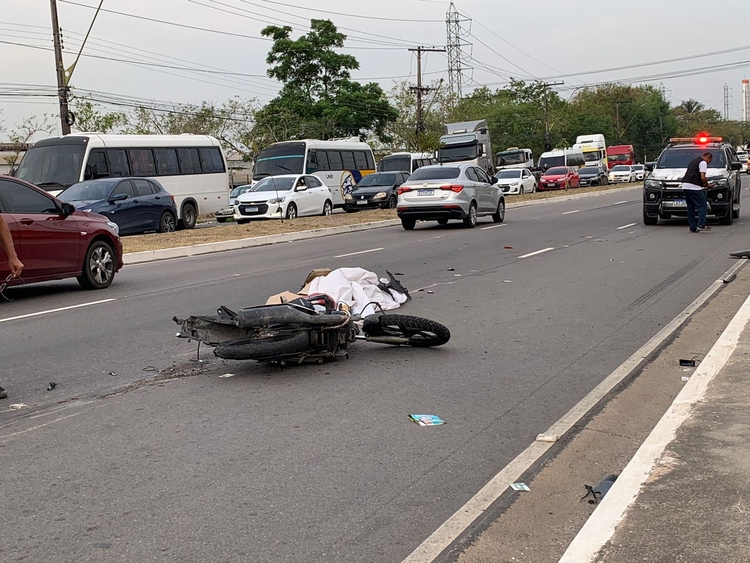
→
(681, 376, 691, 382)
(723, 273, 737, 284)
(582, 474, 618, 504)
(504, 245, 513, 249)
(536, 433, 559, 443)
(502, 280, 513, 283)
(9, 403, 27, 410)
(408, 414, 446, 426)
(427, 290, 434, 294)
(219, 373, 236, 379)
(510, 483, 531, 492)
(47, 382, 57, 391)
(729, 249, 750, 259)
(594, 238, 607, 242)
(447, 268, 455, 271)
(143, 365, 159, 372)
(0, 386, 6, 400)
(679, 359, 697, 367)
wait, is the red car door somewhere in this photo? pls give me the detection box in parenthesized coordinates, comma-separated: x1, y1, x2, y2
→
(0, 178, 82, 280)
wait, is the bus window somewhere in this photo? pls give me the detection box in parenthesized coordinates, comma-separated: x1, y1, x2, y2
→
(87, 149, 109, 179)
(317, 150, 330, 171)
(154, 149, 180, 175)
(107, 149, 130, 177)
(178, 148, 202, 174)
(327, 150, 343, 170)
(353, 151, 368, 170)
(341, 151, 356, 170)
(365, 152, 375, 170)
(306, 150, 319, 173)
(199, 148, 225, 173)
(129, 149, 156, 177)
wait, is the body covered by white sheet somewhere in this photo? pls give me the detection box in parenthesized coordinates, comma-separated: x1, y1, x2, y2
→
(305, 268, 408, 316)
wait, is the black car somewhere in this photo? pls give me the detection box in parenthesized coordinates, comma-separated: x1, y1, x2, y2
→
(344, 172, 409, 211)
(578, 165, 609, 187)
(58, 177, 178, 235)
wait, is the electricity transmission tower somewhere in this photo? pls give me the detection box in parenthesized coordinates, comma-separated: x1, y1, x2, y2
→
(723, 83, 733, 120)
(445, 2, 471, 100)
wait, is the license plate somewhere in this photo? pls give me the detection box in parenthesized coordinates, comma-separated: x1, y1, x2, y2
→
(672, 199, 687, 207)
(357, 199, 369, 205)
(243, 206, 258, 213)
(418, 189, 434, 196)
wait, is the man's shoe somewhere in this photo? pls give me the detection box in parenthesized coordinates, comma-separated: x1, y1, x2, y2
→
(699, 226, 711, 231)
(690, 228, 699, 233)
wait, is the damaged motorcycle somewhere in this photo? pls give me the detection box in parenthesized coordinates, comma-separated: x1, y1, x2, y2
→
(173, 272, 451, 364)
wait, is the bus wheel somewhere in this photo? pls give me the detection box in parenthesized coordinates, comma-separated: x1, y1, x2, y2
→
(179, 203, 197, 230)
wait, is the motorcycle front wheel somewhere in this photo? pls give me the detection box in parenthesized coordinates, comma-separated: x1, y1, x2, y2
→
(368, 315, 451, 347)
(214, 332, 310, 360)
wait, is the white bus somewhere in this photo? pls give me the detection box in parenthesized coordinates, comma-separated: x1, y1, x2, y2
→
(253, 139, 375, 207)
(573, 134, 608, 168)
(14, 134, 230, 229)
(377, 152, 436, 173)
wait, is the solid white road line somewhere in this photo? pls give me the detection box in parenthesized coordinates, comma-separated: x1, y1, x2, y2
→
(400, 259, 747, 563)
(614, 201, 628, 205)
(518, 247, 555, 259)
(562, 210, 580, 215)
(334, 247, 384, 258)
(617, 222, 638, 230)
(559, 280, 750, 563)
(0, 299, 116, 324)
(480, 224, 508, 230)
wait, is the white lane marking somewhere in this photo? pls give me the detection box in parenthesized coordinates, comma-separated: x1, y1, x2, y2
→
(400, 258, 748, 563)
(617, 222, 638, 230)
(518, 247, 554, 259)
(562, 210, 580, 215)
(480, 224, 508, 230)
(614, 201, 628, 205)
(0, 299, 116, 324)
(334, 247, 384, 258)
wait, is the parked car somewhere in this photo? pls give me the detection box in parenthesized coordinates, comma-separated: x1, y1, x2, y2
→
(539, 166, 580, 190)
(577, 165, 609, 187)
(736, 150, 749, 173)
(608, 165, 636, 183)
(396, 164, 505, 230)
(632, 164, 646, 181)
(58, 178, 178, 235)
(493, 168, 537, 194)
(215, 184, 254, 223)
(0, 176, 123, 290)
(344, 172, 409, 211)
(234, 174, 333, 223)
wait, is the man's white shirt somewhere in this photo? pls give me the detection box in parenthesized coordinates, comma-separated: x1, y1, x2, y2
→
(682, 160, 707, 190)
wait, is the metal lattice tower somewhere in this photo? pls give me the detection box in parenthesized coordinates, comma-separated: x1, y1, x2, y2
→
(446, 2, 470, 100)
(724, 83, 733, 120)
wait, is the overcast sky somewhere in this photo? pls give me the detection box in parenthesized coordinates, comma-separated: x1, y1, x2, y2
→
(2, 0, 749, 138)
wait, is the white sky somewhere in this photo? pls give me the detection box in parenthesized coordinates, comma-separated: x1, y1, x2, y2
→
(2, 0, 749, 137)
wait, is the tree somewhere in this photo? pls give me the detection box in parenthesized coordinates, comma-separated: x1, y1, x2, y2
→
(384, 80, 454, 153)
(70, 96, 127, 133)
(3, 115, 55, 170)
(677, 99, 704, 114)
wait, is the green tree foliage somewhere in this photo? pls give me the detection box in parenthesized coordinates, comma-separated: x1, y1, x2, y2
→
(384, 80, 455, 153)
(71, 96, 127, 133)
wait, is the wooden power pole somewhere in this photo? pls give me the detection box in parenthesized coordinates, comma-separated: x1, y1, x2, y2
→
(50, 0, 72, 135)
(409, 46, 446, 135)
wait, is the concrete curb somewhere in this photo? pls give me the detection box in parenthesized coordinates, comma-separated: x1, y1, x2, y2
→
(558, 270, 750, 563)
(124, 184, 641, 265)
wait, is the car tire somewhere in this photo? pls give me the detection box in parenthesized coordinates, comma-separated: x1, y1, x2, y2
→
(463, 202, 478, 228)
(401, 217, 416, 230)
(159, 211, 176, 233)
(236, 219, 249, 225)
(178, 203, 197, 230)
(733, 207, 740, 219)
(216, 217, 228, 223)
(519, 185, 525, 195)
(437, 218, 449, 225)
(492, 199, 505, 223)
(388, 195, 397, 209)
(77, 239, 117, 290)
(321, 200, 333, 216)
(532, 182, 537, 193)
(344, 207, 358, 213)
(285, 203, 297, 220)
(643, 207, 658, 225)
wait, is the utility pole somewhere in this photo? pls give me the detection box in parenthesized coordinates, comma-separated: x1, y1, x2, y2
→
(612, 100, 633, 143)
(542, 81, 563, 151)
(409, 46, 446, 136)
(50, 0, 71, 134)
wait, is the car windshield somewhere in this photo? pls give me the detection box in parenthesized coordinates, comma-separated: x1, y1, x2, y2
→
(408, 167, 461, 181)
(496, 170, 522, 179)
(632, 165, 644, 170)
(539, 156, 565, 169)
(57, 180, 118, 202)
(377, 156, 410, 172)
(545, 167, 568, 175)
(15, 143, 86, 188)
(253, 143, 305, 180)
(230, 185, 253, 197)
(437, 142, 479, 163)
(357, 173, 397, 187)
(496, 152, 526, 165)
(579, 167, 600, 175)
(611, 165, 630, 172)
(655, 148, 726, 169)
(251, 177, 295, 192)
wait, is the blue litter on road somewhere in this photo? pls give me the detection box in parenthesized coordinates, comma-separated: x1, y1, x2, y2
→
(409, 414, 446, 426)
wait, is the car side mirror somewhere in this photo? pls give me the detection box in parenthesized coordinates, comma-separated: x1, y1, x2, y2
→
(645, 162, 654, 171)
(295, 185, 306, 192)
(109, 193, 128, 203)
(60, 202, 76, 216)
(731, 162, 742, 171)
(490, 176, 498, 184)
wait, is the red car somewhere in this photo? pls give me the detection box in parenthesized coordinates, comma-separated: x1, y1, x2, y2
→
(0, 176, 123, 291)
(539, 166, 580, 191)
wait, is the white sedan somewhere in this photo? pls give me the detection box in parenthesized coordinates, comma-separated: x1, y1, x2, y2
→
(234, 174, 333, 223)
(494, 168, 537, 194)
(632, 164, 646, 181)
(608, 165, 636, 183)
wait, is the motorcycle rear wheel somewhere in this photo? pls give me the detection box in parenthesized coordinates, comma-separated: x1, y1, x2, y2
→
(214, 332, 310, 360)
(371, 315, 451, 347)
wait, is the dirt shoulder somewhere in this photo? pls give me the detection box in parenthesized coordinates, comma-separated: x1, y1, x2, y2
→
(122, 182, 640, 254)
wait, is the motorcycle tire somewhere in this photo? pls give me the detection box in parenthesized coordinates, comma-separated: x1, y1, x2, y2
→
(214, 332, 310, 360)
(374, 315, 451, 347)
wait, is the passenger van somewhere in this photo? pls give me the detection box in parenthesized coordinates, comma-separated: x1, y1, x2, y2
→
(377, 152, 436, 173)
(538, 148, 586, 171)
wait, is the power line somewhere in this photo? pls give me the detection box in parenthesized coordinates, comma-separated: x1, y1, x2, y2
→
(251, 0, 443, 22)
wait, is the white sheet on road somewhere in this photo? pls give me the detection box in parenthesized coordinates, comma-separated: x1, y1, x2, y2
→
(306, 267, 408, 316)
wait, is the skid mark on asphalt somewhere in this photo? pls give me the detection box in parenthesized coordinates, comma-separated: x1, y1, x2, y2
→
(624, 258, 703, 312)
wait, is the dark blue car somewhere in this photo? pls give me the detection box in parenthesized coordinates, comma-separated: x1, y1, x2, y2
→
(58, 178, 178, 235)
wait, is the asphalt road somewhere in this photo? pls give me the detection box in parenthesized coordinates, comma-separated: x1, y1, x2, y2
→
(1, 180, 749, 562)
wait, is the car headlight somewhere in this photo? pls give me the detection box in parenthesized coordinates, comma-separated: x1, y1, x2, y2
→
(710, 178, 729, 188)
(344, 193, 353, 201)
(644, 179, 661, 189)
(106, 220, 119, 235)
(269, 197, 285, 204)
(373, 191, 387, 199)
(510, 182, 520, 186)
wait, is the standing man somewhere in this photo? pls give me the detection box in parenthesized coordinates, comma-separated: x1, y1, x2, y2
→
(0, 214, 22, 399)
(681, 152, 712, 233)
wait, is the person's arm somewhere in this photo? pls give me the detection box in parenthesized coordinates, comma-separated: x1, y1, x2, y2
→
(699, 160, 710, 188)
(0, 214, 24, 277)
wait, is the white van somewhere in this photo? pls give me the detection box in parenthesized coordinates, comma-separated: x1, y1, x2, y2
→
(538, 148, 586, 171)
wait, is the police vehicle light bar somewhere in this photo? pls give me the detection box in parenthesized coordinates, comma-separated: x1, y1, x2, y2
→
(669, 136, 723, 143)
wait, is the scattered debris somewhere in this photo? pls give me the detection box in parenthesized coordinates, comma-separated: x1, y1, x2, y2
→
(504, 245, 513, 249)
(408, 414, 446, 426)
(723, 273, 737, 284)
(218, 373, 236, 379)
(447, 268, 455, 271)
(681, 376, 690, 382)
(143, 366, 158, 372)
(563, 245, 569, 248)
(9, 403, 27, 410)
(47, 382, 57, 391)
(679, 359, 697, 367)
(729, 249, 750, 259)
(0, 386, 6, 400)
(426, 290, 434, 294)
(582, 474, 618, 504)
(393, 272, 404, 276)
(454, 274, 462, 277)
(594, 238, 607, 242)
(510, 482, 531, 492)
(536, 434, 559, 443)
(502, 280, 513, 283)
